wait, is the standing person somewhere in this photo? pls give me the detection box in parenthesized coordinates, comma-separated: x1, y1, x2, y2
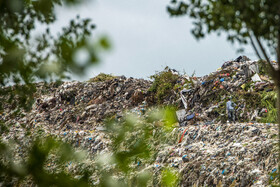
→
(226, 97, 236, 123)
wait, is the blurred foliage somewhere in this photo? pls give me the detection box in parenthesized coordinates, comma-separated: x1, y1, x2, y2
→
(161, 167, 179, 187)
(149, 67, 179, 103)
(0, 107, 180, 186)
(0, 137, 91, 186)
(101, 107, 179, 186)
(0, 0, 110, 111)
(88, 73, 116, 82)
(167, 0, 280, 57)
(0, 0, 113, 186)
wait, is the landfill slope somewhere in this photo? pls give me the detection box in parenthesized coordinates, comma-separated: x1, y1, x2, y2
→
(175, 57, 275, 124)
(158, 123, 277, 186)
(0, 56, 279, 186)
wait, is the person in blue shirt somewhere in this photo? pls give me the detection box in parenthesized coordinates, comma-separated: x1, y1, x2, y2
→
(226, 97, 236, 123)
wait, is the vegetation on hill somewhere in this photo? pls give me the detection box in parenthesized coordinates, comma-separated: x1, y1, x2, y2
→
(89, 73, 116, 82)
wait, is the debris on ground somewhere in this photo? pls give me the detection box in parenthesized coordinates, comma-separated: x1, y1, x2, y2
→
(0, 57, 278, 186)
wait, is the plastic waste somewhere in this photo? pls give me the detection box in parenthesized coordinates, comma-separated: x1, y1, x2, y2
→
(251, 73, 262, 82)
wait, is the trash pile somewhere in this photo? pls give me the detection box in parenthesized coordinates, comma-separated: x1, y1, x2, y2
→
(0, 76, 152, 173)
(2, 76, 152, 126)
(0, 56, 279, 186)
(175, 56, 276, 124)
(154, 122, 278, 186)
(1, 56, 276, 128)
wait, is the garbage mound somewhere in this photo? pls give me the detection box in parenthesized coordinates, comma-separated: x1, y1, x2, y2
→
(1, 56, 276, 127)
(174, 56, 276, 124)
(0, 56, 279, 186)
(155, 122, 277, 186)
(2, 76, 152, 127)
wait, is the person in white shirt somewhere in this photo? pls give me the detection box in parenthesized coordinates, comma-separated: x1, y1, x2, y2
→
(226, 97, 236, 123)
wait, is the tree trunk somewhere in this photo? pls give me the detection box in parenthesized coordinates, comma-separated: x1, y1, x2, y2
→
(274, 34, 280, 180)
(277, 35, 280, 181)
(277, 85, 280, 182)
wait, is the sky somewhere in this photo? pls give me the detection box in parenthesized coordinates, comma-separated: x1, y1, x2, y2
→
(52, 0, 257, 80)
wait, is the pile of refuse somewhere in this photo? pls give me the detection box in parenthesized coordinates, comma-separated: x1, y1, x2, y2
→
(155, 122, 278, 186)
(1, 76, 152, 128)
(0, 56, 279, 186)
(175, 56, 276, 124)
(1, 56, 276, 128)
(0, 76, 153, 173)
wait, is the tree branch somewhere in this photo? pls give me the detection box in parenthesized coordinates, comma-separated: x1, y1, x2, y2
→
(254, 34, 278, 80)
(255, 36, 271, 63)
(248, 32, 262, 60)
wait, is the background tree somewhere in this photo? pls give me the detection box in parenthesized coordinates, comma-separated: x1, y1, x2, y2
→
(167, 0, 280, 180)
(0, 0, 110, 111)
(0, 1, 110, 184)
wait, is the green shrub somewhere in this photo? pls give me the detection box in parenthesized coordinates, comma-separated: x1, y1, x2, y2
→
(149, 68, 179, 103)
(260, 91, 277, 123)
(89, 73, 115, 82)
